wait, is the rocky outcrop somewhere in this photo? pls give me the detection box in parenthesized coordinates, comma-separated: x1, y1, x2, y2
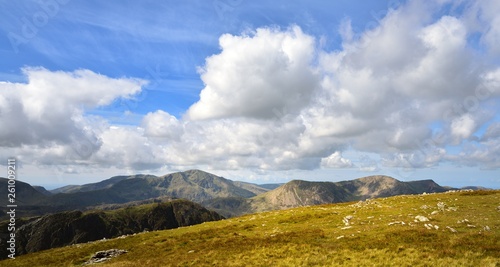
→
(84, 249, 128, 265)
(0, 200, 223, 259)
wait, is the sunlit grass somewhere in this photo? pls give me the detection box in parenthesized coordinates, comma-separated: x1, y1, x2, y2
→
(2, 190, 499, 266)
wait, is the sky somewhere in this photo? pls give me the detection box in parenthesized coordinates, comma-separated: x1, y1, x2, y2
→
(1, 0, 499, 189)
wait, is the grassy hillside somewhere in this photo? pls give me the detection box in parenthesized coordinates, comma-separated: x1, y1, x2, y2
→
(2, 190, 498, 266)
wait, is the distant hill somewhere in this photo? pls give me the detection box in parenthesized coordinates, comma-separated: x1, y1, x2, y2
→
(204, 175, 449, 217)
(232, 181, 270, 195)
(0, 178, 49, 206)
(0, 171, 482, 220)
(32, 186, 52, 196)
(0, 170, 269, 219)
(0, 199, 223, 259)
(257, 183, 283, 190)
(49, 175, 155, 194)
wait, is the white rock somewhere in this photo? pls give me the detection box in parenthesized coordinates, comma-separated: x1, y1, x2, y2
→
(431, 211, 439, 215)
(336, 235, 345, 240)
(343, 215, 354, 226)
(484, 226, 491, 231)
(415, 215, 430, 222)
(437, 202, 446, 211)
(446, 226, 457, 233)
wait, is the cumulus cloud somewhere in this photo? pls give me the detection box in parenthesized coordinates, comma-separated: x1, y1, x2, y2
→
(3, 0, 500, 176)
(142, 110, 183, 140)
(186, 26, 319, 120)
(450, 114, 477, 143)
(321, 152, 353, 168)
(92, 126, 165, 170)
(0, 67, 146, 162)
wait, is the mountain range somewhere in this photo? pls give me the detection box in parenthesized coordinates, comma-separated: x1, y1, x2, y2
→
(0, 170, 461, 219)
(0, 169, 491, 260)
(0, 170, 261, 218)
(203, 175, 449, 217)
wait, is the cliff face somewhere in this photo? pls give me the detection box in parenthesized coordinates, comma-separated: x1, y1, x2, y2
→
(0, 200, 224, 259)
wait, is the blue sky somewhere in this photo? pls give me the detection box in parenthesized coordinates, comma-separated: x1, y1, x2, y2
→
(1, 0, 499, 188)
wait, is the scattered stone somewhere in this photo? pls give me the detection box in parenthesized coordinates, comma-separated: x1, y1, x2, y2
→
(341, 226, 352, 230)
(437, 202, 446, 211)
(457, 219, 469, 224)
(446, 226, 457, 233)
(188, 250, 195, 253)
(420, 205, 430, 210)
(388, 221, 405, 226)
(497, 206, 500, 212)
(336, 235, 345, 240)
(424, 223, 438, 230)
(447, 207, 458, 211)
(415, 215, 430, 222)
(431, 211, 439, 215)
(467, 224, 476, 228)
(84, 249, 127, 265)
(343, 215, 354, 226)
(484, 226, 491, 231)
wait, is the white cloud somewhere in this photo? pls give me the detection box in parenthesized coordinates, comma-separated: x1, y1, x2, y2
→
(382, 148, 446, 169)
(142, 110, 183, 140)
(0, 67, 146, 162)
(465, 0, 500, 57)
(92, 126, 165, 170)
(481, 122, 500, 141)
(321, 151, 353, 168)
(186, 26, 319, 120)
(450, 114, 477, 143)
(111, 0, 500, 172)
(3, 0, 500, 177)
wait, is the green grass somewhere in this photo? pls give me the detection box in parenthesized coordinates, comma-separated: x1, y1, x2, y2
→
(2, 190, 499, 266)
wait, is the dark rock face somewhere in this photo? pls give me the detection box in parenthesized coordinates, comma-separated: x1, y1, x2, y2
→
(84, 249, 128, 265)
(0, 200, 223, 259)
